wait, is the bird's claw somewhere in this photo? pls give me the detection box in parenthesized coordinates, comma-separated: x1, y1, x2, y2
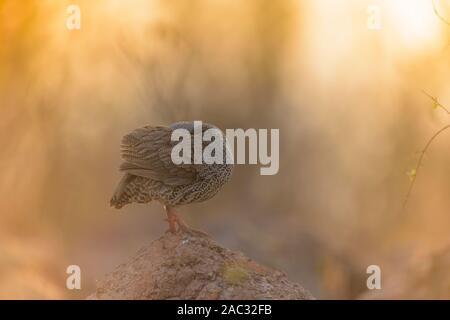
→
(165, 207, 209, 237)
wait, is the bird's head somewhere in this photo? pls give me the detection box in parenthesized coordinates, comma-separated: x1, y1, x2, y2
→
(169, 121, 219, 134)
(169, 121, 232, 164)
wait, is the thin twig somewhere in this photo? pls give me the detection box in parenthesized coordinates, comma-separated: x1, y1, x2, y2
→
(403, 124, 450, 208)
(421, 90, 450, 114)
(432, 0, 450, 26)
(404, 90, 450, 208)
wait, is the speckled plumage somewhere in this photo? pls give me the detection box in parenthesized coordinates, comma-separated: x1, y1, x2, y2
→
(110, 122, 233, 211)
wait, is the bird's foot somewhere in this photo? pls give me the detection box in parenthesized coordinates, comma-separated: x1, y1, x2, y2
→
(164, 206, 209, 237)
(175, 217, 210, 237)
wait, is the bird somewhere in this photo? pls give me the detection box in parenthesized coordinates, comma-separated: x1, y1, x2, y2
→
(110, 121, 233, 234)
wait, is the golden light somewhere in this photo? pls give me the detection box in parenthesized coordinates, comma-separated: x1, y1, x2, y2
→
(384, 0, 443, 48)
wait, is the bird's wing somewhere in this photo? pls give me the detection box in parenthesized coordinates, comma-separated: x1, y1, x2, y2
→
(119, 126, 199, 186)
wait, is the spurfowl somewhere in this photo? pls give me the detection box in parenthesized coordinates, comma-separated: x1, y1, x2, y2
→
(110, 121, 233, 233)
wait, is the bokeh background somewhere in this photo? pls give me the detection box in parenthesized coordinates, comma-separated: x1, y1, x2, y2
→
(1, 0, 450, 299)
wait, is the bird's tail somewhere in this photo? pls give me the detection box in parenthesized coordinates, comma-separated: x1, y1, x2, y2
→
(110, 173, 136, 209)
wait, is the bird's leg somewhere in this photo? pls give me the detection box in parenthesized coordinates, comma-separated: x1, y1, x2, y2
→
(164, 206, 209, 237)
(173, 215, 191, 233)
(165, 206, 188, 233)
(164, 205, 177, 234)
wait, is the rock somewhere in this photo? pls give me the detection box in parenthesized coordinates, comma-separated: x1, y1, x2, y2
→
(88, 232, 314, 300)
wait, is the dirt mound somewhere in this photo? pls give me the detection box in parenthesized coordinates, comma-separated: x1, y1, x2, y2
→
(88, 232, 314, 300)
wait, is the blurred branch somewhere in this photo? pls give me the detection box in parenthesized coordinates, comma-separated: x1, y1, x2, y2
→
(115, 32, 194, 122)
(432, 0, 450, 26)
(421, 90, 450, 114)
(404, 125, 450, 208)
(403, 91, 450, 208)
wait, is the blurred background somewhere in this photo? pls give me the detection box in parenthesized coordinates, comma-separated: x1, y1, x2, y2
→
(1, 0, 450, 299)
